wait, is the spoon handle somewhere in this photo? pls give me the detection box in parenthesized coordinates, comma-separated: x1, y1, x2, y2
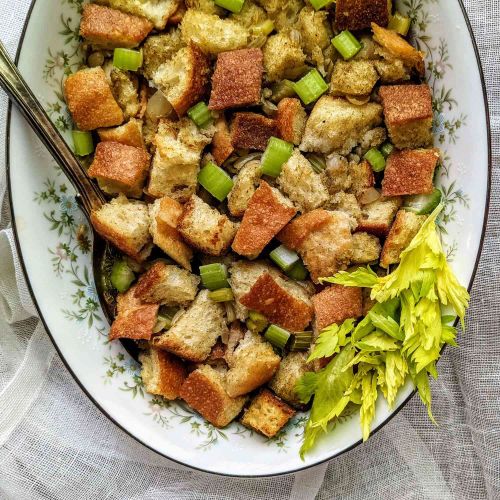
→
(0, 41, 105, 216)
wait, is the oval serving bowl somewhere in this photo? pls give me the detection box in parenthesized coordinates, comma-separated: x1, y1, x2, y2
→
(7, 0, 490, 477)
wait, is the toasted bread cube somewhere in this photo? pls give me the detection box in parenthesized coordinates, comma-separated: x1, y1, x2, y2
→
(360, 127, 387, 155)
(153, 43, 210, 117)
(178, 195, 238, 256)
(98, 118, 144, 149)
(348, 160, 375, 199)
(278, 209, 332, 249)
(110, 69, 140, 120)
(149, 197, 193, 270)
(373, 54, 410, 84)
(64, 67, 123, 131)
(277, 150, 329, 213)
(240, 272, 313, 331)
(280, 210, 354, 283)
(88, 141, 150, 198)
(313, 284, 362, 331)
(230, 0, 266, 26)
(379, 84, 433, 149)
(227, 158, 262, 218)
(153, 290, 227, 362)
(80, 4, 152, 48)
(263, 32, 307, 83)
(232, 181, 296, 259)
(331, 60, 379, 97)
(140, 348, 187, 399)
(225, 331, 281, 397)
(180, 365, 246, 427)
(91, 194, 152, 261)
(142, 30, 185, 80)
(276, 98, 307, 145)
(296, 6, 331, 58)
(357, 196, 402, 236)
(147, 119, 213, 202)
(211, 116, 235, 166)
(229, 260, 313, 321)
(269, 352, 310, 408)
(300, 96, 383, 155)
(382, 149, 439, 197)
(209, 49, 263, 111)
(335, 0, 389, 30)
(372, 23, 425, 76)
(241, 389, 295, 438)
(134, 261, 200, 305)
(181, 10, 248, 55)
(185, 0, 224, 15)
(109, 286, 159, 340)
(230, 113, 276, 151)
(380, 210, 426, 268)
(94, 0, 179, 30)
(351, 232, 381, 264)
(323, 155, 352, 194)
(327, 192, 362, 224)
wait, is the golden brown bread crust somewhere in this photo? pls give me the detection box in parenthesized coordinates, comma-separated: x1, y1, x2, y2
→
(109, 287, 158, 341)
(142, 349, 187, 399)
(379, 84, 433, 126)
(98, 119, 144, 149)
(380, 210, 426, 267)
(240, 389, 295, 438)
(179, 367, 246, 427)
(275, 98, 306, 145)
(232, 181, 297, 258)
(151, 196, 193, 270)
(80, 4, 153, 48)
(382, 148, 439, 196)
(64, 67, 124, 131)
(230, 112, 277, 151)
(133, 261, 165, 302)
(168, 1, 186, 24)
(209, 48, 263, 110)
(277, 209, 332, 250)
(349, 160, 375, 200)
(240, 272, 313, 331)
(312, 285, 363, 331)
(87, 141, 150, 198)
(211, 116, 234, 165)
(173, 42, 211, 116)
(335, 0, 389, 30)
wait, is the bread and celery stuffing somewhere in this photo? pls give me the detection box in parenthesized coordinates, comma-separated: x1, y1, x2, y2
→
(65, 0, 469, 456)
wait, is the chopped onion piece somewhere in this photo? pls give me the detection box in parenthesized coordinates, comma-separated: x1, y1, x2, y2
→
(146, 90, 173, 120)
(359, 187, 381, 205)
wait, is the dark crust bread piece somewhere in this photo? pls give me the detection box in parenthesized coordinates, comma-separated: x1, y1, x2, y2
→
(240, 389, 295, 438)
(209, 48, 263, 110)
(277, 209, 332, 250)
(80, 4, 153, 48)
(173, 42, 211, 116)
(379, 84, 433, 126)
(144, 349, 187, 400)
(168, 1, 186, 24)
(382, 149, 439, 196)
(179, 367, 245, 427)
(133, 261, 164, 302)
(240, 273, 313, 331)
(230, 112, 277, 151)
(232, 181, 297, 258)
(313, 285, 363, 331)
(335, 0, 389, 31)
(212, 116, 235, 165)
(276, 98, 306, 145)
(87, 141, 150, 196)
(109, 288, 158, 340)
(64, 67, 124, 131)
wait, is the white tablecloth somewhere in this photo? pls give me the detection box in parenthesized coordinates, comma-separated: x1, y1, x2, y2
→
(0, 1, 499, 498)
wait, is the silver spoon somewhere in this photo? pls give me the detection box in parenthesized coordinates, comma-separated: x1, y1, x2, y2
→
(0, 41, 121, 329)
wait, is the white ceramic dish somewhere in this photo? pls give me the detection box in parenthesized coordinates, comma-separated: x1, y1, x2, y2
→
(7, 0, 491, 477)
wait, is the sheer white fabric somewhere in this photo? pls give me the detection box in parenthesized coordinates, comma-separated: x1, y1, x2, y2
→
(0, 1, 499, 498)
